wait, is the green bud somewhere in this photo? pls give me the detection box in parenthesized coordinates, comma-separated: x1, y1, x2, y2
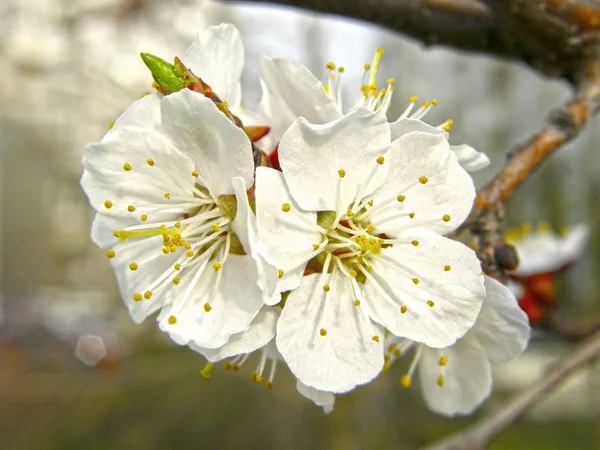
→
(140, 53, 187, 93)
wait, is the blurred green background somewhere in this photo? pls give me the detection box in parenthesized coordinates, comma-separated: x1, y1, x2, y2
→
(1, 1, 599, 449)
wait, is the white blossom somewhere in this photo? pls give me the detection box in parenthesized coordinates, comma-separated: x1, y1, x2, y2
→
(81, 88, 264, 349)
(257, 50, 489, 171)
(506, 224, 590, 276)
(254, 106, 486, 393)
(384, 276, 530, 417)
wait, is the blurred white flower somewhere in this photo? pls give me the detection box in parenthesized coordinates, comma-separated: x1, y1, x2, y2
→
(255, 106, 485, 393)
(81, 88, 264, 349)
(505, 223, 590, 323)
(507, 224, 590, 276)
(384, 276, 530, 417)
(257, 50, 489, 172)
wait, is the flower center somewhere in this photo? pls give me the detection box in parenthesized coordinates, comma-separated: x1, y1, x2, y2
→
(105, 164, 245, 317)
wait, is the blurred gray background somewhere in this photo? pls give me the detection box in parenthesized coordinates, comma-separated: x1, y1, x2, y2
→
(1, 1, 599, 449)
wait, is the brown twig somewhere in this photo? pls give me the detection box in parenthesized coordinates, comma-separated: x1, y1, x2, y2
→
(232, 0, 600, 83)
(420, 329, 600, 450)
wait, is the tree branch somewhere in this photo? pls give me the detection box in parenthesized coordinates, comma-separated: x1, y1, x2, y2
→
(232, 0, 600, 83)
(420, 329, 600, 450)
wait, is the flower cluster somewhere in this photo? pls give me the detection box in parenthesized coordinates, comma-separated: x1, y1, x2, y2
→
(81, 24, 530, 416)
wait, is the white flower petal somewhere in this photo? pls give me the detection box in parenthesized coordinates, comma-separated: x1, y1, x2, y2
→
(255, 167, 321, 271)
(109, 234, 182, 324)
(473, 276, 530, 363)
(276, 272, 384, 393)
(158, 254, 263, 348)
(181, 24, 243, 109)
(369, 131, 475, 235)
(190, 307, 279, 362)
(81, 127, 195, 215)
(296, 380, 336, 414)
(109, 92, 162, 133)
(390, 118, 489, 173)
(159, 89, 254, 196)
(389, 117, 448, 141)
(363, 231, 485, 347)
(557, 224, 590, 269)
(419, 338, 492, 417)
(451, 144, 490, 172)
(258, 56, 342, 153)
(279, 108, 390, 212)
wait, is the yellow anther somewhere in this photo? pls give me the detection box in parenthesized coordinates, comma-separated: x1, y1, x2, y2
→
(168, 315, 177, 325)
(422, 101, 430, 108)
(186, 250, 194, 257)
(232, 364, 240, 372)
(412, 278, 420, 285)
(346, 209, 354, 217)
(324, 84, 330, 94)
(442, 214, 451, 222)
(144, 290, 152, 300)
(326, 61, 336, 70)
(372, 336, 380, 342)
(146, 158, 155, 166)
(320, 328, 327, 336)
(104, 200, 113, 209)
(437, 374, 445, 387)
(427, 300, 435, 307)
(431, 99, 438, 106)
(113, 230, 120, 238)
(354, 299, 361, 306)
(439, 356, 448, 366)
(400, 305, 407, 314)
(364, 63, 371, 71)
(129, 262, 138, 271)
(172, 277, 181, 285)
(164, 193, 171, 199)
(174, 264, 181, 271)
(191, 170, 199, 177)
(212, 224, 221, 232)
(106, 249, 115, 258)
(313, 244, 320, 251)
(175, 222, 181, 228)
(411, 240, 419, 247)
(252, 373, 264, 383)
(281, 203, 291, 212)
(338, 169, 346, 178)
(366, 265, 373, 272)
(367, 224, 375, 232)
(133, 293, 142, 302)
(401, 376, 412, 388)
(419, 176, 429, 184)
(442, 119, 454, 131)
(108, 120, 115, 130)
(349, 270, 358, 278)
(224, 362, 232, 370)
(140, 214, 148, 221)
(338, 66, 345, 73)
(408, 212, 415, 219)
(387, 344, 397, 352)
(212, 262, 222, 272)
(387, 78, 395, 85)
(123, 162, 132, 171)
(367, 200, 374, 206)
(444, 265, 451, 272)
(204, 303, 212, 312)
(409, 95, 418, 103)
(200, 363, 214, 379)
(353, 235, 382, 256)
(377, 156, 385, 165)
(127, 205, 136, 212)
(278, 269, 284, 279)
(397, 195, 406, 203)
(162, 248, 170, 254)
(394, 349, 402, 357)
(323, 284, 330, 292)
(265, 381, 274, 390)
